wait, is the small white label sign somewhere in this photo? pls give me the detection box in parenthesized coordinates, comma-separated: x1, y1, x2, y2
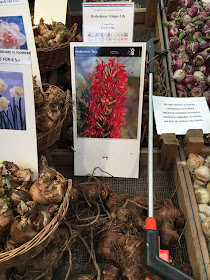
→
(0, 49, 31, 64)
(153, 96, 210, 135)
(83, 2, 134, 42)
(34, 0, 68, 24)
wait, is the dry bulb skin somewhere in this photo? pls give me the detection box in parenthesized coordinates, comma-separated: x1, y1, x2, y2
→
(10, 216, 38, 245)
(33, 78, 67, 133)
(2, 161, 33, 190)
(0, 198, 14, 234)
(29, 155, 67, 205)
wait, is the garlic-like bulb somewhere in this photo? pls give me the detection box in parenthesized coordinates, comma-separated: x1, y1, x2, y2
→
(205, 156, 210, 169)
(195, 187, 210, 204)
(193, 181, 204, 189)
(201, 217, 210, 237)
(30, 177, 66, 205)
(0, 198, 14, 233)
(10, 216, 37, 244)
(198, 204, 210, 217)
(194, 166, 210, 184)
(187, 154, 204, 174)
(206, 182, 210, 192)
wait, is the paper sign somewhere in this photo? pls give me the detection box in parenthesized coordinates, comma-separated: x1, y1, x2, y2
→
(153, 96, 210, 135)
(0, 61, 38, 178)
(83, 2, 134, 42)
(0, 49, 31, 64)
(70, 42, 146, 178)
(0, 0, 27, 5)
(0, 2, 42, 89)
(34, 0, 68, 24)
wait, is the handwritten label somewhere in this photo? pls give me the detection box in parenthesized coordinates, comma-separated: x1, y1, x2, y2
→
(0, 49, 31, 65)
(153, 96, 210, 135)
(0, 0, 27, 5)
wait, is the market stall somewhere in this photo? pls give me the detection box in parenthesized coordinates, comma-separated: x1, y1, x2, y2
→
(0, 0, 209, 279)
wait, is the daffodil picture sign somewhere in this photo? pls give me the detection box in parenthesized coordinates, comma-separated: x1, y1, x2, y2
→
(0, 0, 42, 89)
(0, 50, 38, 179)
(70, 42, 146, 178)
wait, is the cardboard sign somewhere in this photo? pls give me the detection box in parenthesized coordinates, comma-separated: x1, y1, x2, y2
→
(0, 52, 38, 178)
(83, 2, 134, 42)
(34, 0, 68, 25)
(70, 42, 146, 178)
(153, 96, 210, 135)
(0, 1, 42, 89)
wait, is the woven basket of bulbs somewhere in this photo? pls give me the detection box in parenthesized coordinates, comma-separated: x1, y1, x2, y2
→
(0, 156, 72, 268)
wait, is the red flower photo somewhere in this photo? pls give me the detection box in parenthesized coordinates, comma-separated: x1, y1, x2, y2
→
(75, 55, 141, 139)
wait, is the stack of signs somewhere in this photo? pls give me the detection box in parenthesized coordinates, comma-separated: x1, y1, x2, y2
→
(0, 0, 40, 178)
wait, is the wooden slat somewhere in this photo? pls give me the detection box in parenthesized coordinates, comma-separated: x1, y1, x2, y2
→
(134, 8, 146, 24)
(145, 0, 158, 27)
(173, 151, 209, 280)
(155, 6, 171, 97)
(161, 2, 177, 97)
(178, 145, 210, 279)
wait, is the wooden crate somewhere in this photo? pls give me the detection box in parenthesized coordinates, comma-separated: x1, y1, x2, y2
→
(46, 145, 208, 279)
(175, 145, 210, 280)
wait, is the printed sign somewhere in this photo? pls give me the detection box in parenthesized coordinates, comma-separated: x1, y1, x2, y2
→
(0, 60, 38, 178)
(83, 2, 134, 42)
(0, 49, 31, 64)
(0, 1, 42, 89)
(34, 0, 68, 24)
(70, 42, 146, 178)
(153, 96, 210, 135)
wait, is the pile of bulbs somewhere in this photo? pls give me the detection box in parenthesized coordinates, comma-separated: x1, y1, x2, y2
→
(187, 154, 210, 251)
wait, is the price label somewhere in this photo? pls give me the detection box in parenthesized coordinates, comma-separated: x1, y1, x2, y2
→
(0, 49, 31, 65)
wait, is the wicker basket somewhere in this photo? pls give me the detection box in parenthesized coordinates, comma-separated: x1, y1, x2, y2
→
(37, 85, 71, 151)
(37, 42, 70, 73)
(36, 23, 78, 72)
(0, 176, 72, 269)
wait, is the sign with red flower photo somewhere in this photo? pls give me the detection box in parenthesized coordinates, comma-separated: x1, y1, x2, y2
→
(70, 43, 146, 178)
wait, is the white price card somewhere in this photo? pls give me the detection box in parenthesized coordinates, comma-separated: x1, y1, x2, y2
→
(0, 49, 31, 64)
(34, 0, 68, 25)
(70, 42, 146, 178)
(83, 2, 134, 42)
(153, 96, 210, 135)
(0, 1, 42, 89)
